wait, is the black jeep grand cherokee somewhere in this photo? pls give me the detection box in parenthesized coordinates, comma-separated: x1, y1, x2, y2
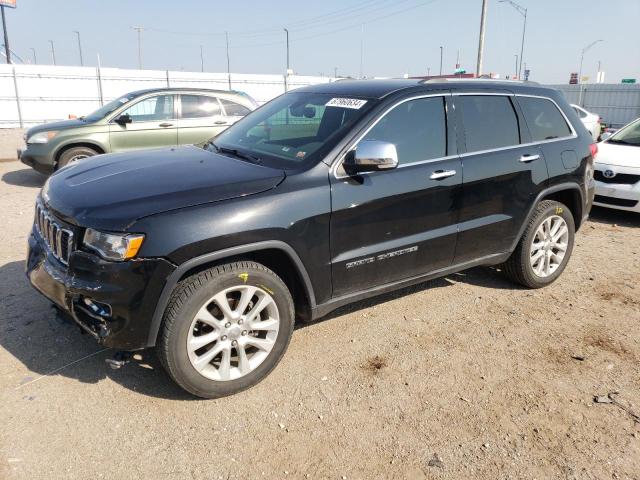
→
(26, 79, 595, 398)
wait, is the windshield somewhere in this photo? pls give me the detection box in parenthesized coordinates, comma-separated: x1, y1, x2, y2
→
(608, 119, 640, 147)
(83, 94, 136, 122)
(209, 92, 377, 169)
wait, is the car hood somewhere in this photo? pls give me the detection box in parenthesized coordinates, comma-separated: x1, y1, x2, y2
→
(42, 145, 285, 231)
(596, 141, 640, 168)
(26, 118, 96, 137)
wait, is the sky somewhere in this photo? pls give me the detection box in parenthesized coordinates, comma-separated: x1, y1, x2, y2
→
(1, 0, 639, 84)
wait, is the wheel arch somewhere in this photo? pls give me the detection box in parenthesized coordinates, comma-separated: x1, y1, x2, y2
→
(54, 141, 106, 167)
(146, 241, 316, 347)
(510, 183, 585, 253)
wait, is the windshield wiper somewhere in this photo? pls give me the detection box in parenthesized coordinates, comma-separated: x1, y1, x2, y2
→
(209, 142, 263, 165)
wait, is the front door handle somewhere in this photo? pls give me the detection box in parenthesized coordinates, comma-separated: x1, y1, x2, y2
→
(159, 122, 173, 128)
(214, 120, 228, 125)
(519, 154, 540, 163)
(430, 169, 457, 180)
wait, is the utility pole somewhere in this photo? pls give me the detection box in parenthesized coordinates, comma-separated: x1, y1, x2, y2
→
(73, 30, 83, 66)
(427, 67, 431, 77)
(514, 54, 518, 78)
(1, 5, 10, 64)
(499, 1, 527, 79)
(200, 45, 204, 72)
(476, 0, 488, 77)
(133, 26, 143, 69)
(30, 47, 36, 64)
(225, 31, 231, 90)
(49, 40, 56, 65)
(439, 46, 443, 76)
(283, 28, 290, 73)
(334, 66, 337, 78)
(359, 24, 364, 79)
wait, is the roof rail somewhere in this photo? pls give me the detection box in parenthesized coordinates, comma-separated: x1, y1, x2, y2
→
(421, 78, 539, 85)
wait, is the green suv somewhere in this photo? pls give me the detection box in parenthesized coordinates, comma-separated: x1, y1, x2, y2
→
(19, 88, 257, 174)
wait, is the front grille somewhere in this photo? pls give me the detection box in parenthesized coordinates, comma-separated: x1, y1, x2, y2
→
(594, 170, 640, 185)
(594, 195, 639, 208)
(35, 203, 74, 265)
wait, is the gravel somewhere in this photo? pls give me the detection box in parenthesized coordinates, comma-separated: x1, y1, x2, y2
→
(1, 161, 639, 479)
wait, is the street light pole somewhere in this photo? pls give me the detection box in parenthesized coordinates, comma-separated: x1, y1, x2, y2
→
(31, 47, 36, 64)
(49, 40, 56, 65)
(514, 54, 518, 79)
(359, 24, 364, 79)
(499, 0, 527, 79)
(200, 45, 204, 72)
(439, 46, 443, 76)
(578, 39, 603, 85)
(476, 0, 488, 76)
(283, 28, 289, 72)
(73, 30, 83, 66)
(1, 6, 10, 64)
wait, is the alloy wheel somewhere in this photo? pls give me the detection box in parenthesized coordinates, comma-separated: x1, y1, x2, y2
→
(186, 285, 280, 381)
(529, 215, 569, 277)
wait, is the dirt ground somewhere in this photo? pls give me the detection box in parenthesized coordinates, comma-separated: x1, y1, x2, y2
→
(1, 160, 639, 480)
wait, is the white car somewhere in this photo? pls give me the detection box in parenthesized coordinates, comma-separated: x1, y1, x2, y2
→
(571, 104, 601, 143)
(593, 118, 640, 213)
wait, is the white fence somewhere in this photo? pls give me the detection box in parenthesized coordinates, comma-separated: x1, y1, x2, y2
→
(0, 64, 335, 128)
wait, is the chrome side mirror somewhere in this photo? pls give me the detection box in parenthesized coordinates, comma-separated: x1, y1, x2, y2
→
(344, 140, 399, 173)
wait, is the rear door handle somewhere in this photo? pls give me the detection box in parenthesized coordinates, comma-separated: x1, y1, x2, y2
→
(519, 154, 540, 163)
(214, 120, 228, 125)
(159, 122, 173, 128)
(430, 169, 457, 180)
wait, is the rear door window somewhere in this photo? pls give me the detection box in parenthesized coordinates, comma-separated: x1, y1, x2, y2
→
(220, 99, 251, 117)
(457, 95, 520, 152)
(181, 95, 222, 119)
(518, 96, 573, 141)
(360, 96, 447, 164)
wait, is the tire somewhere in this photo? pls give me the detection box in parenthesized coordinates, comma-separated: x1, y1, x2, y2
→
(57, 146, 99, 169)
(157, 261, 295, 399)
(502, 200, 575, 289)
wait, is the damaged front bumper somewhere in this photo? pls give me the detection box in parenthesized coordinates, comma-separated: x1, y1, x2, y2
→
(26, 230, 176, 350)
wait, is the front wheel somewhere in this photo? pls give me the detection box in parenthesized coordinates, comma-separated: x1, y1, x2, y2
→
(157, 261, 295, 399)
(57, 146, 99, 169)
(502, 200, 575, 289)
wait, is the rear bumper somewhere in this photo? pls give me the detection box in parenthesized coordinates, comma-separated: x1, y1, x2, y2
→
(26, 230, 176, 350)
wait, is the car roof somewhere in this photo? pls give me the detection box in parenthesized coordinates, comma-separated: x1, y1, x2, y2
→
(293, 78, 557, 99)
(127, 87, 249, 97)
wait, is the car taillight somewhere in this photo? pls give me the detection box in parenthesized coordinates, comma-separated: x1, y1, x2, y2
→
(590, 143, 598, 158)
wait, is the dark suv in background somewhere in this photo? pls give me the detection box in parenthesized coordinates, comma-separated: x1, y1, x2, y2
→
(26, 79, 596, 398)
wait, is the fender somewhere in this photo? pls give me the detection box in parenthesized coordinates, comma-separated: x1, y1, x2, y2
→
(509, 182, 585, 252)
(146, 240, 316, 347)
(54, 139, 108, 162)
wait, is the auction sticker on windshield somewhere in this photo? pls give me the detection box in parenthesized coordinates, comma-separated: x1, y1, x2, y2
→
(326, 98, 368, 109)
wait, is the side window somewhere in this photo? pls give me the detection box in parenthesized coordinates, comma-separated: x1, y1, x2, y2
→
(518, 96, 572, 141)
(220, 99, 251, 117)
(360, 97, 447, 165)
(573, 106, 587, 119)
(181, 95, 221, 119)
(121, 95, 174, 122)
(458, 95, 520, 152)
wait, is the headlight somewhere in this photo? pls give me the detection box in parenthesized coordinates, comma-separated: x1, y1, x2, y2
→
(27, 131, 59, 144)
(83, 228, 145, 261)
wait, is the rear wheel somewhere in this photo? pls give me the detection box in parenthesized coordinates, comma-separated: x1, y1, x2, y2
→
(502, 200, 575, 288)
(57, 146, 99, 169)
(158, 261, 295, 398)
